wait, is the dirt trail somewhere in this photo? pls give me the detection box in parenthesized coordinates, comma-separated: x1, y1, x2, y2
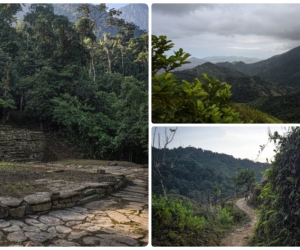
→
(220, 198, 257, 246)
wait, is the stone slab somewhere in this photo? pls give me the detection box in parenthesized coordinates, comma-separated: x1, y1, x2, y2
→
(0, 197, 23, 207)
(105, 211, 131, 223)
(24, 193, 51, 205)
(49, 210, 87, 221)
(39, 215, 62, 226)
(7, 231, 27, 242)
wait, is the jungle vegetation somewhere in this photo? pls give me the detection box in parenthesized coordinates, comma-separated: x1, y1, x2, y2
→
(0, 4, 148, 163)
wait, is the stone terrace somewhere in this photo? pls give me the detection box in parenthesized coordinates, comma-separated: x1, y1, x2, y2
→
(0, 163, 148, 246)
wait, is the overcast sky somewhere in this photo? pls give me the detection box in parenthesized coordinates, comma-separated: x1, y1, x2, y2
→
(152, 4, 300, 59)
(152, 126, 292, 163)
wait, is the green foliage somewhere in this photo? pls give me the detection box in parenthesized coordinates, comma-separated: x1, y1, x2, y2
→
(152, 35, 191, 76)
(152, 35, 242, 123)
(234, 168, 256, 191)
(152, 194, 206, 232)
(231, 103, 283, 123)
(247, 93, 300, 123)
(152, 194, 249, 246)
(0, 3, 148, 163)
(173, 62, 286, 104)
(216, 207, 234, 226)
(250, 127, 300, 246)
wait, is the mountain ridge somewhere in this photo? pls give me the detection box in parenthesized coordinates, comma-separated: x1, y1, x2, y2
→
(216, 45, 300, 89)
(152, 146, 266, 199)
(173, 62, 286, 103)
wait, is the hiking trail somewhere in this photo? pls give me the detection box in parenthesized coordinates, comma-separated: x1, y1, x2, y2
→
(220, 197, 257, 246)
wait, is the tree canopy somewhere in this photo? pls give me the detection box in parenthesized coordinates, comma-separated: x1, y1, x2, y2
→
(0, 3, 148, 163)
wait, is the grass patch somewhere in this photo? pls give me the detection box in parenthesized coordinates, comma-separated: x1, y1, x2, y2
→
(0, 162, 102, 198)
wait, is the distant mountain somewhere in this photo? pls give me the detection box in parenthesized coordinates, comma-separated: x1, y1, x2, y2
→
(16, 4, 147, 38)
(119, 4, 148, 31)
(178, 56, 261, 70)
(204, 56, 261, 64)
(152, 146, 266, 199)
(173, 62, 285, 103)
(217, 45, 300, 89)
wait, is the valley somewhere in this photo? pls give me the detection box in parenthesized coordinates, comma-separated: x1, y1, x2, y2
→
(171, 45, 300, 123)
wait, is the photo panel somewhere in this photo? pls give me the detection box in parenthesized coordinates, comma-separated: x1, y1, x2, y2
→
(152, 3, 300, 124)
(151, 125, 299, 246)
(0, 2, 149, 247)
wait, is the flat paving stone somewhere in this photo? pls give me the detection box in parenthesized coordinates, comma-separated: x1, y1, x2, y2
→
(82, 236, 101, 245)
(68, 231, 90, 241)
(24, 218, 40, 225)
(96, 234, 139, 246)
(42, 231, 57, 240)
(49, 210, 87, 221)
(24, 231, 47, 243)
(7, 231, 27, 242)
(91, 217, 113, 227)
(52, 239, 80, 247)
(56, 225, 72, 234)
(83, 200, 118, 210)
(84, 224, 102, 233)
(23, 226, 41, 232)
(39, 215, 62, 226)
(105, 211, 131, 223)
(0, 220, 10, 228)
(2, 225, 21, 232)
(65, 220, 82, 227)
(8, 220, 26, 227)
(128, 214, 148, 225)
(100, 227, 143, 239)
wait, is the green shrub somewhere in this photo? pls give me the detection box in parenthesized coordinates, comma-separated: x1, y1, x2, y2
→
(250, 127, 300, 246)
(232, 103, 282, 123)
(152, 35, 243, 123)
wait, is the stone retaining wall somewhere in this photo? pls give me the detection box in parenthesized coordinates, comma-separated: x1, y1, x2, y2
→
(0, 174, 126, 219)
(0, 125, 45, 162)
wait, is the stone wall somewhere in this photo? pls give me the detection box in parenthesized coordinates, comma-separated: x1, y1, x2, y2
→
(0, 174, 126, 219)
(0, 125, 45, 162)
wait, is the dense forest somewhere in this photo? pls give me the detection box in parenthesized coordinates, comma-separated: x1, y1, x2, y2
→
(152, 146, 264, 200)
(151, 35, 282, 123)
(0, 4, 148, 163)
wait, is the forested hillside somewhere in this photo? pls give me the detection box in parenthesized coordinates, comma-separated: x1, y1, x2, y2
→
(173, 62, 285, 103)
(152, 146, 265, 200)
(217, 46, 300, 90)
(0, 4, 148, 163)
(152, 35, 283, 123)
(163, 40, 300, 123)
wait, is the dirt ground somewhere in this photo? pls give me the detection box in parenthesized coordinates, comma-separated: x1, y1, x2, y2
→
(220, 197, 257, 246)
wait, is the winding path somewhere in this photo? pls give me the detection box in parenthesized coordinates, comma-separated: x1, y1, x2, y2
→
(220, 198, 257, 246)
